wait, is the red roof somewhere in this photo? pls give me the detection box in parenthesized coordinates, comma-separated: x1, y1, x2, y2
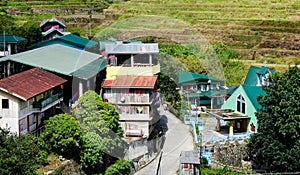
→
(0, 68, 67, 100)
(102, 76, 157, 88)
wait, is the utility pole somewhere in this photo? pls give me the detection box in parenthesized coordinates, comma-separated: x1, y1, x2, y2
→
(156, 151, 163, 175)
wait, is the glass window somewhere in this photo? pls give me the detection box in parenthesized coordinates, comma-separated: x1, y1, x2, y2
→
(236, 94, 245, 114)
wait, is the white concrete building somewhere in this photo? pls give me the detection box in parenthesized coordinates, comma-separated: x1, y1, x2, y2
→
(0, 68, 66, 135)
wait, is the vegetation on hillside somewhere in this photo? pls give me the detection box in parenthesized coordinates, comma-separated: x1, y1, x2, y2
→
(37, 91, 130, 174)
(249, 66, 300, 172)
(0, 128, 48, 175)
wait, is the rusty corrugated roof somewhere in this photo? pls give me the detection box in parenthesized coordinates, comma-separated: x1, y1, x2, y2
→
(102, 76, 157, 88)
(0, 68, 67, 100)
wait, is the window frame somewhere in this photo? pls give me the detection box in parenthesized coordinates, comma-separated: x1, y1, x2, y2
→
(236, 94, 246, 114)
(2, 99, 9, 109)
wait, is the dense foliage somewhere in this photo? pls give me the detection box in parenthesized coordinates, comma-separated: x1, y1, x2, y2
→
(39, 91, 126, 174)
(104, 159, 133, 175)
(0, 128, 47, 175)
(249, 66, 300, 172)
(40, 114, 83, 161)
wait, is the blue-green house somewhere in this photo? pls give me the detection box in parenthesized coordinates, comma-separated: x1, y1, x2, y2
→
(217, 65, 274, 135)
(178, 71, 230, 109)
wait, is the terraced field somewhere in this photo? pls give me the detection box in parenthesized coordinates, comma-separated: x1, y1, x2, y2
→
(106, 0, 300, 62)
(2, 0, 300, 63)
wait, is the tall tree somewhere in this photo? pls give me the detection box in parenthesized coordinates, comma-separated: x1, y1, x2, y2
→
(75, 90, 124, 160)
(249, 66, 300, 172)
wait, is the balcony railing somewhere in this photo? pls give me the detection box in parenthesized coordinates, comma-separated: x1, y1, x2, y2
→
(32, 92, 63, 109)
(104, 94, 150, 104)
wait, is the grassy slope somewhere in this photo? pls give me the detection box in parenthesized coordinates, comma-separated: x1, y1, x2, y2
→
(2, 0, 300, 83)
(108, 0, 300, 57)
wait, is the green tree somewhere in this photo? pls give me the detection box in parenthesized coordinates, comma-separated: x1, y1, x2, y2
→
(79, 135, 104, 174)
(157, 73, 181, 109)
(249, 66, 300, 172)
(0, 128, 48, 175)
(75, 91, 124, 166)
(40, 114, 83, 161)
(104, 159, 132, 175)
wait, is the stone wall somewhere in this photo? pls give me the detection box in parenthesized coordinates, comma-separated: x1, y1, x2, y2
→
(210, 140, 252, 172)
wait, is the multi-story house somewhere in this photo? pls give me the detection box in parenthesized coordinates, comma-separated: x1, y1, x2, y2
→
(0, 68, 66, 135)
(40, 17, 70, 41)
(101, 41, 161, 139)
(178, 71, 228, 110)
(102, 75, 160, 139)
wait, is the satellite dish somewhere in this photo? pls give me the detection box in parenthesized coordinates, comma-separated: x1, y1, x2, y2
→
(120, 96, 125, 103)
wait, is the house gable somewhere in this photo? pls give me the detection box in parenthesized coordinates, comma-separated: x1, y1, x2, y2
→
(222, 85, 257, 117)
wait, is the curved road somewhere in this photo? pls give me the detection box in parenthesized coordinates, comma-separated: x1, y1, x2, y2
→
(135, 111, 194, 175)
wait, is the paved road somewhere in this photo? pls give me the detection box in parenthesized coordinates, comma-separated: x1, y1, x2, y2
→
(135, 111, 194, 175)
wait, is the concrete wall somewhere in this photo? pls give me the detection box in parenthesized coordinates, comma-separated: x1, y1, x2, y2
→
(0, 91, 20, 133)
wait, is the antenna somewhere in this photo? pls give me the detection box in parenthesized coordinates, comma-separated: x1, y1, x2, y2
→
(3, 27, 5, 56)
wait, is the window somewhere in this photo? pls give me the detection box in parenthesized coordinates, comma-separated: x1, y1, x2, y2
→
(2, 99, 9, 109)
(236, 94, 245, 114)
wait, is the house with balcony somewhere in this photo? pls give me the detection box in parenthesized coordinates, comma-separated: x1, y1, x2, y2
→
(178, 71, 227, 109)
(207, 65, 274, 137)
(101, 75, 160, 139)
(104, 42, 160, 79)
(40, 17, 70, 41)
(0, 68, 67, 135)
(0, 44, 107, 107)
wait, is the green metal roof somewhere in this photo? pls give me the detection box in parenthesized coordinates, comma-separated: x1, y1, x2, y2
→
(178, 71, 223, 84)
(0, 35, 27, 43)
(243, 66, 275, 86)
(242, 85, 266, 109)
(60, 34, 98, 48)
(2, 44, 105, 79)
(29, 34, 98, 49)
(72, 58, 107, 79)
(202, 86, 238, 97)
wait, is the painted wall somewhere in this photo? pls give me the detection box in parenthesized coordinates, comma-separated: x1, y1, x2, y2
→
(222, 86, 258, 134)
(0, 91, 20, 133)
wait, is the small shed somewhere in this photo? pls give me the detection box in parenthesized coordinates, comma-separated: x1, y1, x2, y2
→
(179, 151, 200, 175)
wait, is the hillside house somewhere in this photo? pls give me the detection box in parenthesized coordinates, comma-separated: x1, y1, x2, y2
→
(178, 71, 227, 109)
(0, 34, 27, 57)
(40, 17, 70, 41)
(102, 75, 161, 139)
(0, 44, 107, 107)
(0, 68, 66, 135)
(207, 65, 274, 137)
